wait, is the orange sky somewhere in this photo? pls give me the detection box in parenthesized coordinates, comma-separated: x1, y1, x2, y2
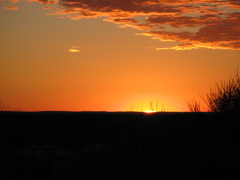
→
(0, 0, 239, 112)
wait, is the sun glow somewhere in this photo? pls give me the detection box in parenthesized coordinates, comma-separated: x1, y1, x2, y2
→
(115, 94, 183, 112)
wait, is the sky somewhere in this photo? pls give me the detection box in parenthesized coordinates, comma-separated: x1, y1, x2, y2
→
(0, 0, 239, 112)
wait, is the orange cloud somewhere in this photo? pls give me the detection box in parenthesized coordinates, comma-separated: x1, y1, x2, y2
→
(68, 46, 82, 52)
(10, 0, 19, 3)
(69, 49, 80, 52)
(3, 6, 19, 10)
(43, 6, 51, 9)
(13, 0, 240, 50)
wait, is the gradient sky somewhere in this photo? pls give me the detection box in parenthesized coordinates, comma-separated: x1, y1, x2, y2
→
(0, 0, 239, 111)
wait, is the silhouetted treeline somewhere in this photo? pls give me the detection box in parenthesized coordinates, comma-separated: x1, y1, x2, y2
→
(0, 112, 240, 179)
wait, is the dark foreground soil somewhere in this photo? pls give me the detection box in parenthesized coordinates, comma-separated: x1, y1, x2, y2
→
(0, 112, 240, 180)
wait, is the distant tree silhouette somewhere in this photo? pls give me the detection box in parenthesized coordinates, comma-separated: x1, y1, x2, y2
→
(0, 100, 20, 111)
(0, 100, 9, 111)
(188, 68, 240, 113)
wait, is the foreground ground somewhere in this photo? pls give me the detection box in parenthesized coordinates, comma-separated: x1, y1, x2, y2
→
(0, 112, 240, 179)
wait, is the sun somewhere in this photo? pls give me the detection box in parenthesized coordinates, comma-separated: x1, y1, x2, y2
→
(144, 110, 157, 114)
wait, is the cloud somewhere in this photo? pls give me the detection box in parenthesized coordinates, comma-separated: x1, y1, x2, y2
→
(27, 0, 57, 4)
(68, 46, 82, 53)
(9, 0, 19, 3)
(43, 6, 51, 10)
(3, 5, 19, 10)
(69, 49, 80, 52)
(146, 12, 240, 50)
(12, 0, 240, 50)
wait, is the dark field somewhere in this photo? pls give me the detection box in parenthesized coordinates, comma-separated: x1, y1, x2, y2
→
(0, 112, 240, 179)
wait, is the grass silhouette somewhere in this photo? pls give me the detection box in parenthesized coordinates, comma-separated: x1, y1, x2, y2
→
(187, 97, 202, 112)
(128, 101, 166, 112)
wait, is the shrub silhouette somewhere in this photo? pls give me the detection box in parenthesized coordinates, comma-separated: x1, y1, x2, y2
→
(204, 69, 240, 112)
(188, 68, 240, 112)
